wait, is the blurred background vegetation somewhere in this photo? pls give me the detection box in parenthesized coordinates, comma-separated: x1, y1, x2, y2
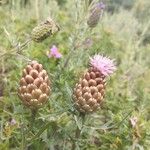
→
(0, 0, 150, 149)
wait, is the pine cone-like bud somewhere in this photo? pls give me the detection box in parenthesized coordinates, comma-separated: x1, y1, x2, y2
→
(31, 18, 59, 42)
(87, 2, 105, 28)
(18, 61, 51, 109)
(73, 55, 116, 113)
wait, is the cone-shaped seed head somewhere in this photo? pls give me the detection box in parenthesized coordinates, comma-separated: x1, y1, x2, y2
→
(73, 54, 116, 113)
(31, 18, 59, 42)
(18, 61, 51, 109)
(87, 2, 105, 28)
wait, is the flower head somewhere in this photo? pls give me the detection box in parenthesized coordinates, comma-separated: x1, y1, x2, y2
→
(87, 2, 105, 28)
(129, 116, 138, 128)
(10, 119, 17, 126)
(47, 45, 62, 58)
(31, 18, 59, 42)
(82, 38, 93, 49)
(90, 55, 116, 76)
(97, 2, 105, 9)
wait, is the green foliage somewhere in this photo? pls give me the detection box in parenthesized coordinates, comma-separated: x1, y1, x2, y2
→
(0, 0, 150, 149)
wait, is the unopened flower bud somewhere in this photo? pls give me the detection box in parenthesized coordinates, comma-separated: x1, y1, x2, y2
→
(87, 2, 105, 28)
(31, 18, 59, 42)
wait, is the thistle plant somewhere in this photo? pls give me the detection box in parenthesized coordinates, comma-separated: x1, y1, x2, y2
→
(18, 60, 51, 135)
(73, 55, 116, 113)
(0, 0, 149, 150)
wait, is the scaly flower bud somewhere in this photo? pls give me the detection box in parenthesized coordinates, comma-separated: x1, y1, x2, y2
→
(87, 2, 105, 28)
(31, 18, 59, 42)
(18, 61, 51, 110)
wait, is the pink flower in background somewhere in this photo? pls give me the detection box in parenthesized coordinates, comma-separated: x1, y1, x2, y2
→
(47, 45, 62, 58)
(10, 118, 17, 126)
(90, 55, 116, 76)
(130, 116, 138, 128)
(82, 38, 93, 49)
(97, 2, 105, 10)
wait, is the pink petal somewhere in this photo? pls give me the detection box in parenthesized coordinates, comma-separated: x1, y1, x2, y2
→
(55, 52, 62, 58)
(47, 45, 62, 59)
(50, 45, 58, 55)
(90, 54, 116, 76)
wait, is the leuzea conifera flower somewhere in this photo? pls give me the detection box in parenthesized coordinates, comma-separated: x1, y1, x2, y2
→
(31, 17, 59, 42)
(87, 2, 105, 28)
(18, 61, 51, 110)
(73, 54, 116, 113)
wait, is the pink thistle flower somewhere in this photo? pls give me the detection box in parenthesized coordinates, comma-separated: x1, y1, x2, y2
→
(47, 45, 62, 58)
(90, 54, 116, 76)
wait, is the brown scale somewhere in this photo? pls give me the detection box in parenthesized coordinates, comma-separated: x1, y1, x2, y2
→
(18, 61, 51, 110)
(73, 67, 106, 113)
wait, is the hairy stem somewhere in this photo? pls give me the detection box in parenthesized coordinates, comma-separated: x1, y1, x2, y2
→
(62, 45, 76, 69)
(30, 109, 37, 130)
(20, 108, 28, 150)
(72, 113, 85, 150)
(35, 0, 39, 20)
(21, 124, 27, 150)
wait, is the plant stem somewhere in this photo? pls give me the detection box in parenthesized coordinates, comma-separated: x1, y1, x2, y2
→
(21, 108, 27, 150)
(71, 126, 80, 150)
(21, 109, 37, 150)
(72, 113, 85, 150)
(62, 46, 76, 69)
(35, 0, 39, 20)
(21, 124, 26, 150)
(30, 109, 37, 130)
